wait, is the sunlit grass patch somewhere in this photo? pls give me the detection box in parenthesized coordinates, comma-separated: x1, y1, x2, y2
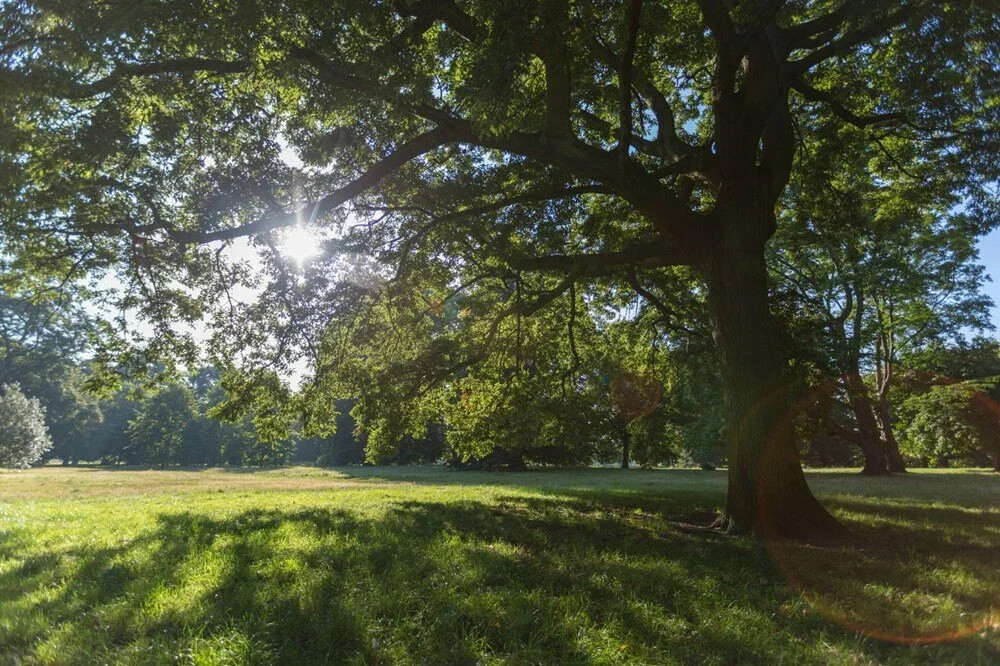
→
(0, 466, 997, 663)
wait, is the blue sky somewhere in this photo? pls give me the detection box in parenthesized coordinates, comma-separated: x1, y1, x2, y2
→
(980, 228, 1000, 330)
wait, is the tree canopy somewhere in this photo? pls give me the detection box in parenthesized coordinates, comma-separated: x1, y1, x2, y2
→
(2, 0, 997, 538)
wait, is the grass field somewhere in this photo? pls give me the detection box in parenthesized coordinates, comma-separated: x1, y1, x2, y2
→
(0, 466, 997, 664)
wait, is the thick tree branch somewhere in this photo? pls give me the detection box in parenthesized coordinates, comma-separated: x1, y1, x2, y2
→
(0, 35, 63, 56)
(536, 1, 572, 136)
(516, 240, 691, 276)
(429, 113, 700, 245)
(290, 36, 703, 251)
(579, 109, 663, 158)
(791, 79, 906, 129)
(69, 58, 249, 97)
(587, 37, 693, 162)
(292, 45, 461, 132)
(787, 1, 930, 74)
(618, 0, 643, 157)
(391, 183, 614, 276)
(695, 0, 740, 128)
(392, 0, 480, 42)
(630, 74, 690, 160)
(759, 101, 796, 201)
(695, 0, 738, 49)
(427, 184, 613, 225)
(288, 46, 376, 94)
(782, 0, 865, 48)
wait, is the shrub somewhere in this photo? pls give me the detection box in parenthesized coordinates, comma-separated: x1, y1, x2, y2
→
(0, 383, 53, 468)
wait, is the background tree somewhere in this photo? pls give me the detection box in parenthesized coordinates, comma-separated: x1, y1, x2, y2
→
(83, 387, 141, 465)
(367, 284, 615, 468)
(126, 382, 199, 466)
(897, 378, 1000, 469)
(772, 121, 993, 474)
(300, 399, 366, 466)
(0, 284, 104, 462)
(600, 294, 722, 469)
(0, 383, 53, 469)
(894, 339, 1000, 470)
(3, 1, 997, 537)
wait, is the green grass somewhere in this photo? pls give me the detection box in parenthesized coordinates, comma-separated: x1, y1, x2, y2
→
(0, 466, 997, 664)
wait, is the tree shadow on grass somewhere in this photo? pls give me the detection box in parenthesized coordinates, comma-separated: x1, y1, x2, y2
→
(1, 494, 998, 664)
(1, 499, 790, 663)
(765, 495, 1000, 646)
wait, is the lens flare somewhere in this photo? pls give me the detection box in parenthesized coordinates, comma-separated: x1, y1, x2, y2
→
(609, 371, 662, 421)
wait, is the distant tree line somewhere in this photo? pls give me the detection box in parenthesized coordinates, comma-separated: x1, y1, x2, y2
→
(2, 285, 998, 471)
(0, 260, 997, 471)
(49, 369, 448, 468)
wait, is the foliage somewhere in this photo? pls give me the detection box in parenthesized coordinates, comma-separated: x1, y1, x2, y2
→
(125, 382, 200, 466)
(0, 383, 52, 468)
(80, 388, 139, 464)
(893, 339, 1000, 467)
(2, 0, 998, 534)
(2, 2, 994, 417)
(36, 367, 447, 468)
(0, 286, 103, 461)
(898, 377, 1000, 467)
(769, 111, 994, 471)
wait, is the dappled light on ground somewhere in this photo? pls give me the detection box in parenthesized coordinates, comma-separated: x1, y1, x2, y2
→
(767, 496, 999, 644)
(0, 467, 997, 663)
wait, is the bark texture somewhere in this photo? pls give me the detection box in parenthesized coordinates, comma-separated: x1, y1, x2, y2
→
(875, 399, 907, 472)
(705, 207, 844, 541)
(843, 374, 889, 475)
(621, 427, 630, 469)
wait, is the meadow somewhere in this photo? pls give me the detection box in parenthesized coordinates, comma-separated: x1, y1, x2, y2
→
(0, 466, 997, 664)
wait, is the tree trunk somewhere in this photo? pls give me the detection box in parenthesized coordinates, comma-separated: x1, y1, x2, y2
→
(621, 427, 630, 469)
(705, 223, 845, 541)
(875, 398, 907, 472)
(843, 373, 889, 475)
(993, 434, 999, 473)
(859, 438, 889, 476)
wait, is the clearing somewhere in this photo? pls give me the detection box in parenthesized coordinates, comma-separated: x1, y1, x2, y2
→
(0, 466, 997, 664)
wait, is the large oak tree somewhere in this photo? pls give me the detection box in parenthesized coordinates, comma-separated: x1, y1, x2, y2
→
(2, 0, 997, 538)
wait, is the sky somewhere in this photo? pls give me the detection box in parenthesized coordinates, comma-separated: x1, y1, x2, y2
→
(979, 228, 1000, 331)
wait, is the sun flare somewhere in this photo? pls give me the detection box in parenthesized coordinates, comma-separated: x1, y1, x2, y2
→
(281, 225, 321, 264)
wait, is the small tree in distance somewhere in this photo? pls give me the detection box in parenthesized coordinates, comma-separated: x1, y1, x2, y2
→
(126, 382, 201, 467)
(0, 383, 53, 469)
